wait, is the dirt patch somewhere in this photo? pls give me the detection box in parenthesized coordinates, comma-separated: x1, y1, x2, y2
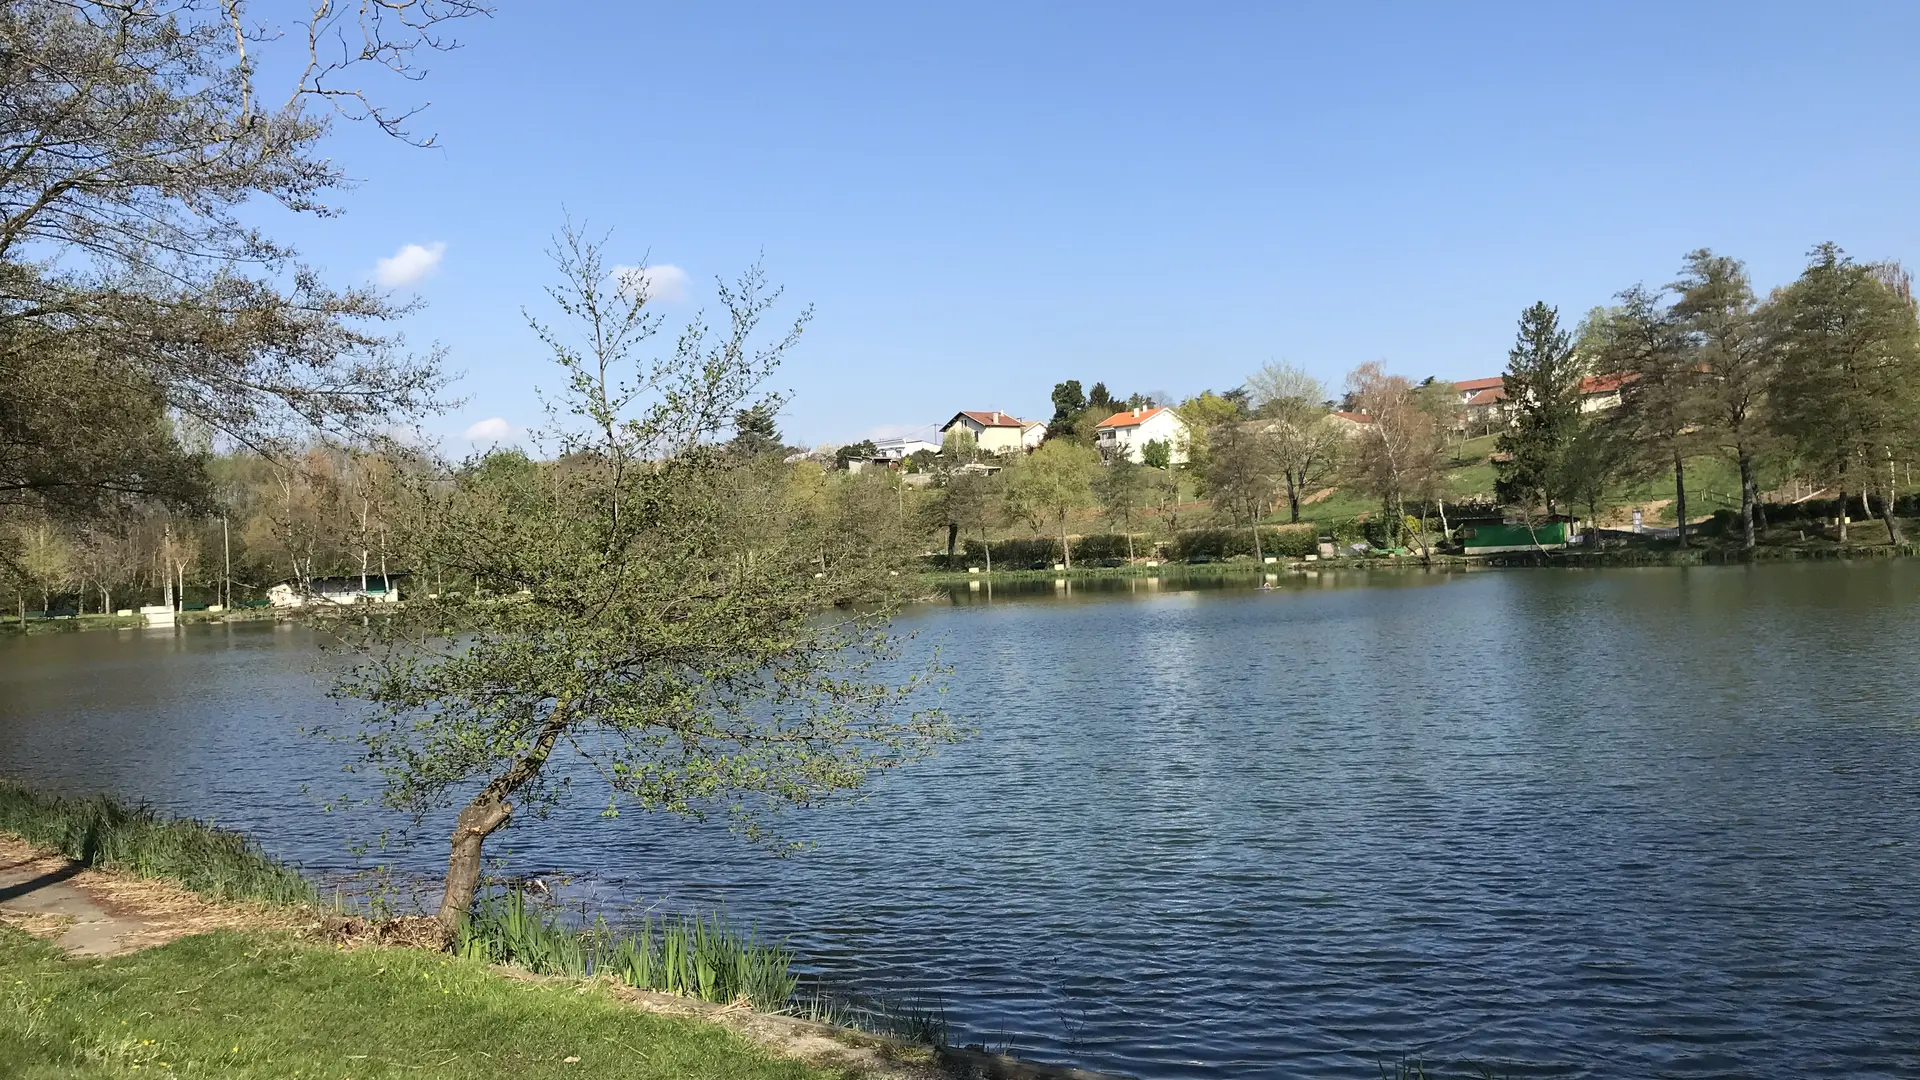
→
(1300, 487, 1337, 506)
(0, 834, 313, 955)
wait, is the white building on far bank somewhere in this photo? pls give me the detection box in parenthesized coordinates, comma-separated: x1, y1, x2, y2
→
(872, 435, 941, 460)
(1094, 406, 1189, 464)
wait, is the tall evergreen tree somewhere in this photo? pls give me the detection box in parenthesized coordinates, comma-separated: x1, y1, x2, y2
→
(1768, 244, 1920, 545)
(1494, 303, 1584, 514)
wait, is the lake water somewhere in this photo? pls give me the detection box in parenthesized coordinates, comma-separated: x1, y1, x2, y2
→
(3, 564, 1919, 1078)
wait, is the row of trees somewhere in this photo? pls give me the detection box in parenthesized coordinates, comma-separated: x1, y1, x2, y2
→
(1498, 245, 1920, 549)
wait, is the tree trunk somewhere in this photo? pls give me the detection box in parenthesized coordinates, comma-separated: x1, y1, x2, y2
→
(1672, 450, 1688, 549)
(1125, 530, 1135, 563)
(435, 706, 571, 931)
(946, 524, 958, 560)
(1883, 459, 1903, 545)
(1251, 511, 1263, 563)
(1837, 486, 1849, 543)
(1737, 451, 1757, 551)
(1060, 517, 1072, 570)
(983, 529, 992, 575)
(437, 796, 511, 930)
(1285, 476, 1301, 523)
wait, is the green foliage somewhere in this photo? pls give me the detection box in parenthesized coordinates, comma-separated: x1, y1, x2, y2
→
(833, 439, 878, 467)
(1198, 421, 1279, 525)
(0, 783, 316, 907)
(1167, 525, 1314, 561)
(456, 892, 798, 1012)
(1003, 440, 1100, 567)
(1495, 302, 1584, 510)
(729, 404, 784, 457)
(328, 227, 958, 925)
(939, 426, 979, 463)
(1140, 439, 1172, 470)
(1768, 243, 1920, 545)
(1671, 249, 1771, 548)
(1049, 380, 1086, 423)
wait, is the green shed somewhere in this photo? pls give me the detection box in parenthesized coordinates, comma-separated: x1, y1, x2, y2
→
(1458, 516, 1578, 553)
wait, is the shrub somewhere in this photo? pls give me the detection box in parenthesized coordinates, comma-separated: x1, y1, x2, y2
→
(1168, 524, 1314, 561)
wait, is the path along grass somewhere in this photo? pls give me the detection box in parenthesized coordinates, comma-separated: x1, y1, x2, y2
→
(0, 925, 850, 1080)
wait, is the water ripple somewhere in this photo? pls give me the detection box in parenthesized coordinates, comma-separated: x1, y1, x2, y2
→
(3, 564, 1920, 1077)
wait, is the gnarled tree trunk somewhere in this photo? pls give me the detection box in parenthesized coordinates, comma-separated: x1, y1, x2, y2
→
(435, 705, 572, 932)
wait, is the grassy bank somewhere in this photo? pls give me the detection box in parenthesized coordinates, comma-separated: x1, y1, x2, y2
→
(0, 785, 946, 1075)
(0, 784, 316, 906)
(0, 926, 844, 1080)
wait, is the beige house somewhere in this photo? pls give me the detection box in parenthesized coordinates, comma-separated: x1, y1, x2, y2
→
(939, 411, 1046, 455)
(1093, 406, 1189, 464)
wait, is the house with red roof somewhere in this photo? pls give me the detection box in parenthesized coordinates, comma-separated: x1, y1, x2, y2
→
(1452, 373, 1636, 432)
(1093, 406, 1188, 464)
(939, 410, 1047, 455)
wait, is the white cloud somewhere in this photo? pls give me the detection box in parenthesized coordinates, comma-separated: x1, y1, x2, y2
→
(463, 417, 517, 443)
(611, 263, 689, 304)
(375, 241, 447, 287)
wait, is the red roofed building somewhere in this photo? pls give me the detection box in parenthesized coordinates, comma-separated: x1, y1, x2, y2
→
(1094, 406, 1189, 464)
(1452, 372, 1636, 432)
(939, 410, 1047, 455)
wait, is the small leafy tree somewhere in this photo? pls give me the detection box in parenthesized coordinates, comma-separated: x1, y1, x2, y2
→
(941, 427, 980, 463)
(329, 227, 958, 932)
(1554, 416, 1639, 548)
(1093, 458, 1148, 561)
(1199, 422, 1279, 560)
(1245, 362, 1342, 522)
(15, 521, 74, 612)
(1004, 440, 1098, 568)
(1140, 439, 1172, 470)
(1345, 363, 1447, 547)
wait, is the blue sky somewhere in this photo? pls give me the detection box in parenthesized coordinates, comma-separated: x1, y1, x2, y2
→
(277, 2, 1920, 449)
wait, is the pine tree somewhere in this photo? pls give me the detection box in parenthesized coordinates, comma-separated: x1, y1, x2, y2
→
(1494, 303, 1583, 514)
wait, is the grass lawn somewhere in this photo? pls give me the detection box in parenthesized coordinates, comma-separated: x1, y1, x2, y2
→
(0, 926, 849, 1080)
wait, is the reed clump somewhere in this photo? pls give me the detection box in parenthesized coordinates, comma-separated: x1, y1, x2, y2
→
(455, 889, 799, 1012)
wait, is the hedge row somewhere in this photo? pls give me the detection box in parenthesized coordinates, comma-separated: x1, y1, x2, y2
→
(1164, 525, 1317, 561)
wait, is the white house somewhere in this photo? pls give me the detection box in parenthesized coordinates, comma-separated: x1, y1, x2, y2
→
(1094, 406, 1189, 464)
(939, 411, 1046, 455)
(268, 575, 403, 609)
(872, 435, 941, 460)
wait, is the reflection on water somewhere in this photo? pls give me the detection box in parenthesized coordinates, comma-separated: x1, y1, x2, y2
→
(4, 564, 1920, 1078)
